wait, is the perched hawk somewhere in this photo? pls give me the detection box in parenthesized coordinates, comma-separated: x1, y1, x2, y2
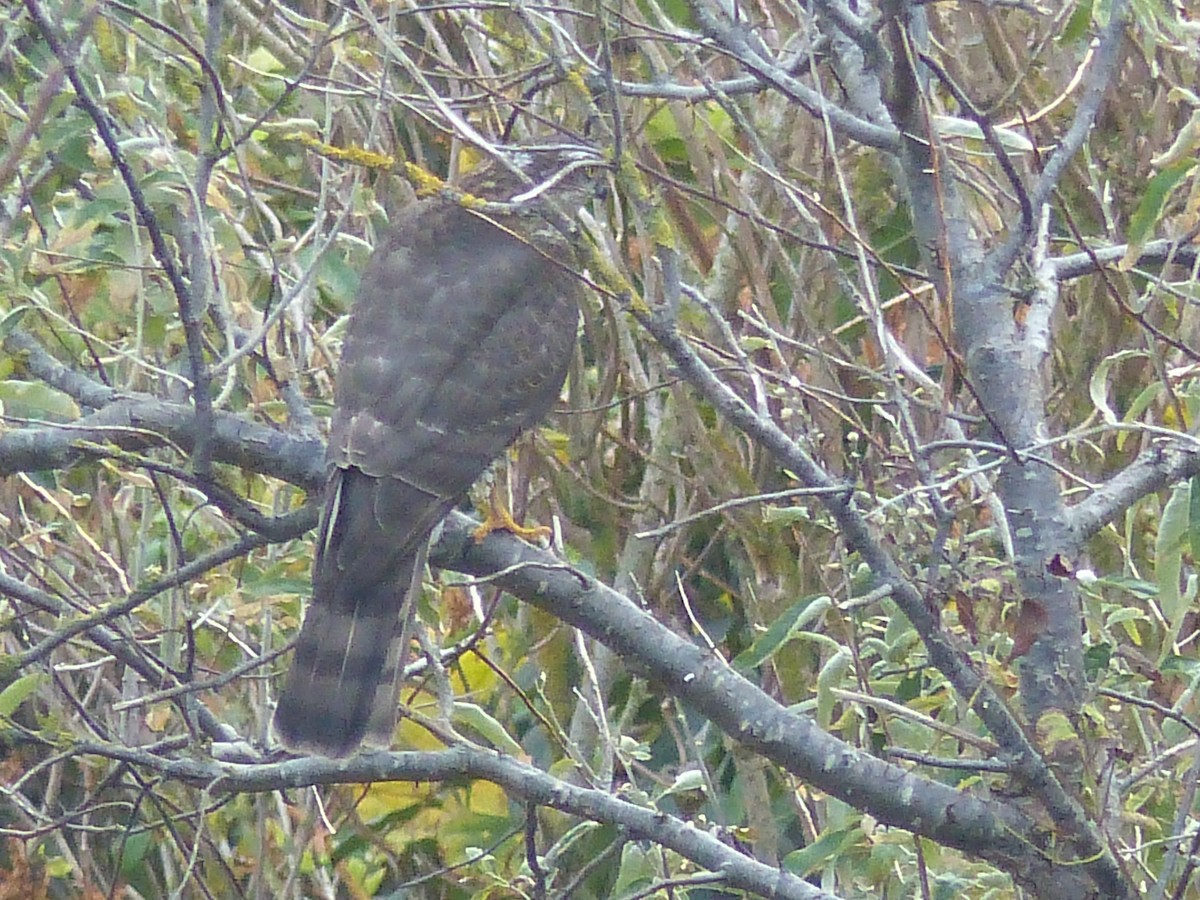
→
(274, 145, 602, 757)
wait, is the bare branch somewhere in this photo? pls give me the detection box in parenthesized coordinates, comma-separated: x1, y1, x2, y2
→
(72, 742, 844, 900)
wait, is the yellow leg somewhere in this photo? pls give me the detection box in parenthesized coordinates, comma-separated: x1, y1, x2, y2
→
(472, 478, 552, 544)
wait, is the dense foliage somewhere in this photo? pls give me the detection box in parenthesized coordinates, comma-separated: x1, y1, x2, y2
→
(0, 0, 1198, 897)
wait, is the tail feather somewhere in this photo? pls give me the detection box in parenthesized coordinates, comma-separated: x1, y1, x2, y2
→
(274, 468, 440, 757)
(273, 554, 417, 757)
(364, 552, 423, 748)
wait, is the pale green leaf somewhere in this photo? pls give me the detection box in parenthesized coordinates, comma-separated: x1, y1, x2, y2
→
(1120, 158, 1199, 270)
(733, 595, 831, 672)
(816, 648, 851, 728)
(1157, 482, 1190, 660)
(1089, 349, 1149, 426)
(1190, 473, 1200, 565)
(0, 672, 44, 719)
(0, 380, 80, 423)
(451, 702, 522, 757)
(0, 305, 30, 339)
(931, 115, 1034, 153)
(662, 768, 706, 796)
(1117, 381, 1162, 452)
(612, 843, 660, 897)
(783, 825, 861, 877)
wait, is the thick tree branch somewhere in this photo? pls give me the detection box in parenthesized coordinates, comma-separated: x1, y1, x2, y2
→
(0, 394, 324, 493)
(432, 512, 1101, 897)
(1065, 439, 1200, 550)
(4, 327, 120, 410)
(1052, 239, 1199, 281)
(633, 305, 1130, 898)
(867, 7, 1123, 890)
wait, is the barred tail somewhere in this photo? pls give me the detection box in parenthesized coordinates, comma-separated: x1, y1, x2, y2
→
(274, 468, 433, 757)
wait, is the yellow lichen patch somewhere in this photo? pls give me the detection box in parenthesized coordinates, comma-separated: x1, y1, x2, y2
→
(285, 133, 396, 171)
(403, 161, 447, 197)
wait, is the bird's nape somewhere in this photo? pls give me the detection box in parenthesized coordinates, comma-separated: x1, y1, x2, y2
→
(461, 143, 609, 218)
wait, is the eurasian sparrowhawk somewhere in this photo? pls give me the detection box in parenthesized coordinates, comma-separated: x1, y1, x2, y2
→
(274, 145, 602, 757)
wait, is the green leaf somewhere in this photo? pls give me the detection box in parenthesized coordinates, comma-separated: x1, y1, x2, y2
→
(245, 47, 285, 75)
(644, 105, 688, 167)
(1121, 158, 1198, 266)
(762, 505, 811, 525)
(118, 831, 153, 887)
(816, 648, 851, 728)
(1156, 481, 1190, 659)
(733, 594, 831, 672)
(0, 306, 30, 339)
(1189, 474, 1200, 565)
(1084, 643, 1112, 680)
(701, 102, 736, 146)
(0, 672, 43, 718)
(44, 855, 73, 878)
(1105, 607, 1149, 627)
(1059, 0, 1094, 44)
(1161, 654, 1200, 678)
(1036, 710, 1079, 755)
(451, 702, 522, 756)
(612, 842, 660, 897)
(1093, 575, 1159, 598)
(318, 252, 363, 313)
(1117, 381, 1162, 452)
(661, 768, 706, 797)
(782, 824, 861, 876)
(931, 115, 1034, 153)
(0, 380, 81, 422)
(236, 576, 311, 598)
(739, 336, 773, 353)
(642, 0, 695, 30)
(1088, 349, 1148, 425)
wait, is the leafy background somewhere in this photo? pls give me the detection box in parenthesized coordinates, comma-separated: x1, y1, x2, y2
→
(0, 0, 1199, 898)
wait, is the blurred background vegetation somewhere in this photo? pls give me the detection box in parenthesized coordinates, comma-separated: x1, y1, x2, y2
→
(0, 0, 1198, 897)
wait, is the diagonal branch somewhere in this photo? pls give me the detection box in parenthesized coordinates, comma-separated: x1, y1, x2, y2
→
(432, 512, 1099, 896)
(989, 0, 1130, 275)
(72, 741, 843, 900)
(24, 0, 216, 474)
(632, 305, 1132, 899)
(686, 0, 899, 151)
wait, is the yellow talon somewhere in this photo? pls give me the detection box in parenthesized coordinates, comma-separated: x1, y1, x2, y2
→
(473, 479, 552, 544)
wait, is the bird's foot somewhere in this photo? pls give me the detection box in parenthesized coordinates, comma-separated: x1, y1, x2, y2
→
(472, 503, 552, 545)
(473, 481, 552, 545)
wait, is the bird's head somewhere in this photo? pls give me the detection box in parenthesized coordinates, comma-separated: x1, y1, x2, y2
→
(462, 142, 610, 216)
